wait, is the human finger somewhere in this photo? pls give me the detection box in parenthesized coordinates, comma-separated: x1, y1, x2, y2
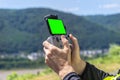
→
(61, 35, 70, 51)
(69, 34, 79, 50)
(43, 41, 51, 49)
(43, 41, 58, 51)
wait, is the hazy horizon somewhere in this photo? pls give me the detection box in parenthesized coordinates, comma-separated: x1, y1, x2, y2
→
(0, 7, 120, 16)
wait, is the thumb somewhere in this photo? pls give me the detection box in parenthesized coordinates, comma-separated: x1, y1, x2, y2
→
(69, 34, 79, 51)
(69, 34, 80, 60)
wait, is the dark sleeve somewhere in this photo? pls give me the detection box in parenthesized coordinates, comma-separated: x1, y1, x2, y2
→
(80, 62, 111, 80)
(63, 72, 81, 80)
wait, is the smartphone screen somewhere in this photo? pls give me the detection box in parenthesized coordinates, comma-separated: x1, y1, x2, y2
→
(47, 19, 66, 35)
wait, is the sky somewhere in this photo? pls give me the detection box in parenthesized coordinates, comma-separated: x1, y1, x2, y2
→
(0, 0, 120, 15)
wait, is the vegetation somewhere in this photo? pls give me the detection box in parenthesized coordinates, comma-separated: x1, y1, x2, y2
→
(109, 44, 120, 55)
(0, 57, 45, 69)
(7, 44, 120, 80)
(7, 68, 58, 80)
(0, 8, 120, 80)
(0, 8, 120, 54)
(7, 72, 37, 80)
(85, 14, 120, 33)
(88, 44, 120, 72)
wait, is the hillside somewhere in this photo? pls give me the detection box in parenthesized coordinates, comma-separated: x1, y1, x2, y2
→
(0, 8, 120, 53)
(85, 14, 120, 33)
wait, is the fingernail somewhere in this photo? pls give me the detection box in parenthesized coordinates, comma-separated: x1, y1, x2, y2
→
(69, 34, 72, 37)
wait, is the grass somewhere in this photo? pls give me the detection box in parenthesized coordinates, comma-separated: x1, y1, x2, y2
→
(32, 72, 59, 80)
(7, 54, 120, 80)
(30, 54, 120, 80)
(31, 63, 120, 80)
(29, 68, 60, 80)
(88, 54, 120, 73)
(92, 63, 120, 73)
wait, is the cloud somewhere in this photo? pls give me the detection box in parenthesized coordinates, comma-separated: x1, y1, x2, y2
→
(63, 7, 80, 12)
(99, 3, 120, 9)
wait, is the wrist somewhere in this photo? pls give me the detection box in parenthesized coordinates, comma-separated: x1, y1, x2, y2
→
(77, 60, 86, 75)
(73, 59, 86, 74)
(59, 65, 75, 79)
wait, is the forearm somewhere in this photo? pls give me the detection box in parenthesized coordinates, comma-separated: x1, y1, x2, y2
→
(62, 60, 86, 80)
(59, 65, 82, 80)
(59, 65, 75, 79)
(63, 62, 119, 80)
(74, 60, 86, 75)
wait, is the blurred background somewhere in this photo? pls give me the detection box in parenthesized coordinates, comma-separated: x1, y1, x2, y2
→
(0, 0, 120, 80)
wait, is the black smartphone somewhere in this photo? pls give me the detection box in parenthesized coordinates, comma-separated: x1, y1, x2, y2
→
(44, 14, 68, 48)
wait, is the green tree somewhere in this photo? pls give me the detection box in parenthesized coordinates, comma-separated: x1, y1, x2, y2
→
(109, 44, 120, 55)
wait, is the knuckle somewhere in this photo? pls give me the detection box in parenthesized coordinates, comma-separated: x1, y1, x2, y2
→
(47, 53, 52, 58)
(65, 39, 68, 43)
(64, 48, 69, 53)
(50, 47, 56, 52)
(74, 37, 78, 42)
(64, 39, 69, 45)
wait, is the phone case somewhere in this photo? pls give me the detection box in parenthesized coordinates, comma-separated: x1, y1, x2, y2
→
(47, 35, 63, 48)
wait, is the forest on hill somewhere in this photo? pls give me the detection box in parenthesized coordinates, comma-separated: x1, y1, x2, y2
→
(0, 8, 120, 54)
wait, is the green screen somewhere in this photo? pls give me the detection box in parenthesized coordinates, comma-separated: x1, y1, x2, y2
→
(48, 19, 66, 35)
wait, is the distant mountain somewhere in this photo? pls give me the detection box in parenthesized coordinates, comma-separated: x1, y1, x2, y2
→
(0, 8, 120, 53)
(85, 14, 120, 33)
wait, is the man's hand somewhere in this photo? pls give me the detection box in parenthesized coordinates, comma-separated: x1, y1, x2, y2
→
(43, 35, 75, 79)
(69, 34, 86, 75)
